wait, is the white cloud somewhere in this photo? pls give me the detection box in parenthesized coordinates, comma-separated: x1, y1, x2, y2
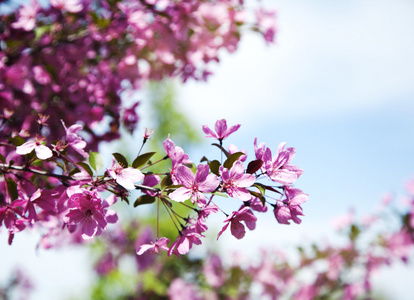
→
(179, 0, 414, 125)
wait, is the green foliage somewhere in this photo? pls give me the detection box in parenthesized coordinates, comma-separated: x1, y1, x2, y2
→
(89, 151, 104, 172)
(147, 80, 202, 151)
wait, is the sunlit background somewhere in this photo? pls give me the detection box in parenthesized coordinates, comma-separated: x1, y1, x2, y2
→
(1, 0, 414, 299)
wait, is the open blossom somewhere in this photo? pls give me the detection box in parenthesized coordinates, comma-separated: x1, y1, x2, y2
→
(136, 237, 170, 255)
(64, 190, 112, 239)
(220, 161, 255, 201)
(217, 206, 257, 240)
(263, 143, 303, 185)
(16, 136, 53, 160)
(163, 136, 191, 184)
(169, 164, 219, 207)
(11, 0, 39, 31)
(61, 120, 88, 157)
(202, 119, 240, 142)
(107, 159, 144, 190)
(274, 187, 308, 225)
(168, 226, 203, 257)
(50, 0, 83, 13)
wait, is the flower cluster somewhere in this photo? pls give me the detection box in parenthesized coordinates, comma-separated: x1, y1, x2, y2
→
(0, 0, 276, 148)
(0, 118, 306, 255)
(85, 177, 414, 300)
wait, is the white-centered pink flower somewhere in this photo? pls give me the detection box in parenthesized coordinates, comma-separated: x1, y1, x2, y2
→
(169, 164, 219, 207)
(107, 159, 144, 190)
(219, 161, 255, 201)
(16, 136, 53, 160)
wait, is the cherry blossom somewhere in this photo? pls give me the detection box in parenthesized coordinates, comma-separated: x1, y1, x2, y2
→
(16, 136, 53, 160)
(219, 161, 255, 201)
(202, 119, 241, 142)
(107, 159, 144, 190)
(169, 164, 219, 207)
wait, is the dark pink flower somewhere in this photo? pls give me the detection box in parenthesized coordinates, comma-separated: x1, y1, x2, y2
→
(142, 174, 161, 197)
(64, 190, 109, 239)
(169, 164, 219, 207)
(217, 206, 257, 240)
(274, 187, 308, 225)
(61, 121, 89, 158)
(219, 161, 255, 201)
(122, 102, 140, 134)
(0, 200, 27, 244)
(202, 119, 240, 142)
(168, 226, 203, 257)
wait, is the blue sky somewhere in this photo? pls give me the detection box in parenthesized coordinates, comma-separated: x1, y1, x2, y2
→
(176, 0, 414, 297)
(2, 0, 414, 299)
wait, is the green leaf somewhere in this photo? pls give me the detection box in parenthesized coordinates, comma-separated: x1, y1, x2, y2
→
(134, 195, 156, 207)
(0, 154, 5, 163)
(34, 25, 52, 41)
(112, 152, 129, 167)
(211, 143, 230, 157)
(132, 152, 156, 169)
(249, 190, 266, 206)
(89, 151, 103, 171)
(253, 183, 266, 195)
(76, 162, 94, 177)
(163, 185, 183, 191)
(350, 224, 361, 241)
(211, 191, 228, 198)
(160, 175, 173, 190)
(223, 152, 244, 170)
(208, 160, 221, 176)
(6, 178, 18, 201)
(8, 136, 25, 147)
(68, 167, 81, 177)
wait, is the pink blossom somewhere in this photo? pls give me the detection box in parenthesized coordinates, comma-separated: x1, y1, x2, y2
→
(136, 237, 170, 255)
(64, 190, 109, 239)
(203, 254, 225, 288)
(0, 200, 27, 244)
(202, 119, 241, 142)
(122, 102, 140, 134)
(163, 136, 191, 184)
(143, 128, 154, 140)
(169, 164, 219, 207)
(61, 120, 89, 157)
(168, 278, 201, 300)
(19, 188, 42, 223)
(142, 174, 161, 197)
(263, 143, 303, 185)
(274, 187, 308, 225)
(11, 0, 39, 31)
(168, 226, 203, 257)
(33, 66, 51, 85)
(107, 159, 144, 190)
(16, 136, 53, 160)
(217, 206, 257, 240)
(219, 161, 255, 201)
(50, 0, 83, 13)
